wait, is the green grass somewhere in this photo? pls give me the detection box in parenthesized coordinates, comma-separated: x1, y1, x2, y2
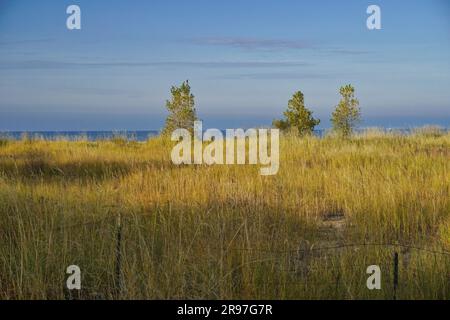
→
(0, 131, 449, 299)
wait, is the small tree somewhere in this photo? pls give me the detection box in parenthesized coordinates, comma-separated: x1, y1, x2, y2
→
(273, 91, 320, 136)
(331, 84, 361, 137)
(162, 80, 198, 135)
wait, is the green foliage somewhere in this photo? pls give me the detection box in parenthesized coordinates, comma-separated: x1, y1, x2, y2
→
(162, 80, 198, 136)
(273, 91, 320, 136)
(331, 84, 361, 137)
(272, 119, 290, 131)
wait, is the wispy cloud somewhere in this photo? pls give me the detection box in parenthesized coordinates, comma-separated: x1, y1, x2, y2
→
(189, 37, 370, 55)
(325, 49, 371, 55)
(189, 37, 313, 50)
(0, 60, 311, 70)
(216, 72, 331, 80)
(0, 38, 54, 46)
(152, 61, 311, 68)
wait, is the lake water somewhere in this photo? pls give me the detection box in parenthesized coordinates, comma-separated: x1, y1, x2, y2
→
(0, 128, 447, 141)
(1, 129, 324, 141)
(0, 131, 160, 141)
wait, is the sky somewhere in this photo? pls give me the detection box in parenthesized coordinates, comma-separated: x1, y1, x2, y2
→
(0, 0, 449, 131)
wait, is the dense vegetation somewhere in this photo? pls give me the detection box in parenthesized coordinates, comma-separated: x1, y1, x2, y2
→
(0, 129, 449, 299)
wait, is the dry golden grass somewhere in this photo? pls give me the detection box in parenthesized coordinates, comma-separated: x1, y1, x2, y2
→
(0, 131, 449, 299)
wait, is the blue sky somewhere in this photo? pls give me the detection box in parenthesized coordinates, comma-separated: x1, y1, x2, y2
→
(0, 0, 449, 130)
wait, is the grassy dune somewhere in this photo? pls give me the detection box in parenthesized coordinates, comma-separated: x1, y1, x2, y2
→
(0, 131, 449, 299)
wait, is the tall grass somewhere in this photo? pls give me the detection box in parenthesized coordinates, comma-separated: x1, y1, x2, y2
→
(0, 132, 449, 299)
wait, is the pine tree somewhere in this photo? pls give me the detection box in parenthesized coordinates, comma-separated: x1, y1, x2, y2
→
(273, 91, 320, 136)
(162, 80, 198, 136)
(331, 84, 361, 137)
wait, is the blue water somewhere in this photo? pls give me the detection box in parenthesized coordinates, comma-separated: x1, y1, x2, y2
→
(0, 131, 160, 141)
(2, 129, 323, 141)
(0, 128, 447, 141)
